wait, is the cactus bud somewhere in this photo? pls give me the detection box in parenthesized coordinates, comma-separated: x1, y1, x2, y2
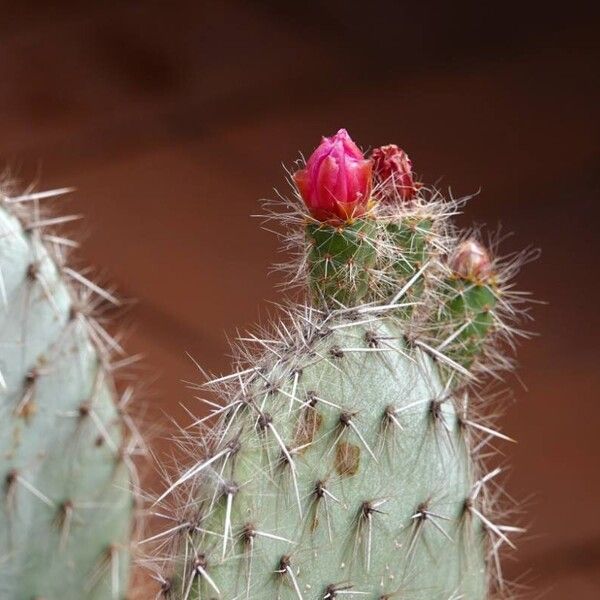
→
(371, 144, 419, 201)
(449, 239, 493, 280)
(293, 128, 372, 222)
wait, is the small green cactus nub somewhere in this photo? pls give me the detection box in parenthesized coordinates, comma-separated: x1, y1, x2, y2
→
(437, 239, 499, 368)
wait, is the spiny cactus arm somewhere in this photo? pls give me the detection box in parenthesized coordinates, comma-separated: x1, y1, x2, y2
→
(433, 239, 499, 369)
(429, 237, 536, 377)
(0, 188, 139, 600)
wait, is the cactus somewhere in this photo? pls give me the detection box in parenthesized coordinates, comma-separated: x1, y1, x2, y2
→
(0, 185, 140, 599)
(147, 130, 531, 599)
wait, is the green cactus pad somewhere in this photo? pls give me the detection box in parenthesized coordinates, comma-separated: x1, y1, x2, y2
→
(154, 315, 488, 599)
(0, 199, 135, 599)
(151, 145, 528, 599)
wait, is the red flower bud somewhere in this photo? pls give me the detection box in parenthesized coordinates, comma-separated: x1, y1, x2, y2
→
(293, 129, 373, 223)
(371, 144, 419, 202)
(449, 240, 493, 280)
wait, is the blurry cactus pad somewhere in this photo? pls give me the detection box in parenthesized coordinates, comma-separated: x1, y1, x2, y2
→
(0, 185, 141, 599)
(148, 129, 534, 599)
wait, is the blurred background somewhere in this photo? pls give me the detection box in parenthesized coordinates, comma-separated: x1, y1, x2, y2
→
(1, 1, 598, 597)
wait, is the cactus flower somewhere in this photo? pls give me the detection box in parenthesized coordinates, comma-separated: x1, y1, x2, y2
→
(293, 129, 372, 222)
(371, 144, 420, 201)
(450, 239, 493, 280)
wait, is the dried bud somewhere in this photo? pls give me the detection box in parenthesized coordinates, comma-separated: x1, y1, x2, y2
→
(449, 240, 493, 280)
(293, 129, 372, 223)
(371, 144, 419, 202)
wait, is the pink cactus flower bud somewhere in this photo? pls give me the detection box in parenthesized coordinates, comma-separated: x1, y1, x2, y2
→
(449, 239, 493, 280)
(293, 129, 373, 223)
(371, 144, 420, 202)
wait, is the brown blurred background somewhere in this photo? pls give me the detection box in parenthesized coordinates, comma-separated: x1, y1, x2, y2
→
(1, 1, 598, 597)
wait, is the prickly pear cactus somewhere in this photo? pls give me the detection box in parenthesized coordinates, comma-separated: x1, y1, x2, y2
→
(147, 130, 531, 599)
(0, 186, 140, 599)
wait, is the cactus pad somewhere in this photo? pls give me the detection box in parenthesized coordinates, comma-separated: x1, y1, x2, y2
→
(147, 133, 532, 599)
(152, 313, 489, 599)
(0, 189, 138, 600)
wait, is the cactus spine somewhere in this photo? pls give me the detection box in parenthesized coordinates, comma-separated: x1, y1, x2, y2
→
(147, 130, 530, 599)
(0, 186, 139, 599)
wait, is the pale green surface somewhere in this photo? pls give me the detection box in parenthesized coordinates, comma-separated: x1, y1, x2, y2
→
(0, 205, 132, 599)
(174, 318, 487, 599)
